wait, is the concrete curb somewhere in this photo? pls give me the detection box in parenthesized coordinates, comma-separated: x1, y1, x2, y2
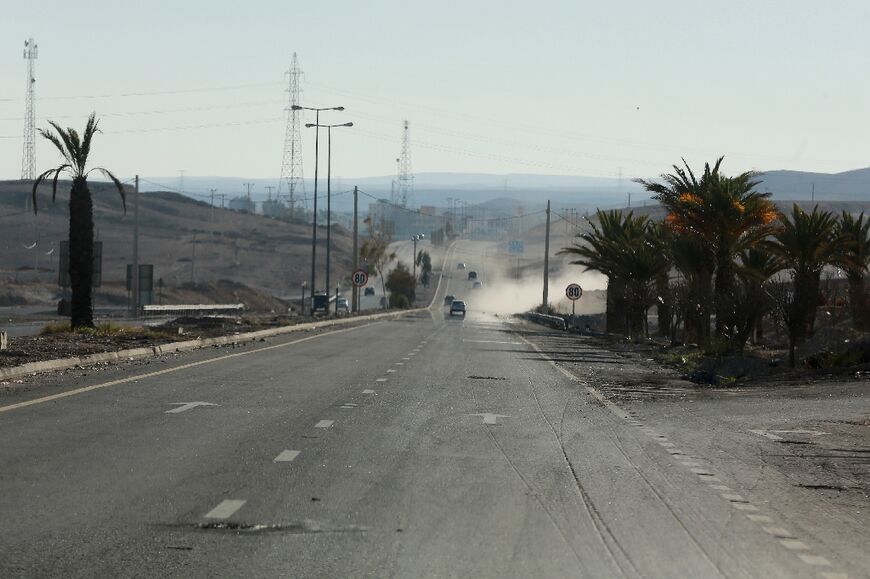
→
(0, 307, 423, 382)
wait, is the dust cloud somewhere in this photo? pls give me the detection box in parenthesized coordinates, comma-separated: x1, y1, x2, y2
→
(446, 245, 607, 316)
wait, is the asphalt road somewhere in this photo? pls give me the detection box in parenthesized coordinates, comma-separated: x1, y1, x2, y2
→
(0, 241, 866, 578)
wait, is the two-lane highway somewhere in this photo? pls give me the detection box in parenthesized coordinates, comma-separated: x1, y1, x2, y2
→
(0, 241, 859, 578)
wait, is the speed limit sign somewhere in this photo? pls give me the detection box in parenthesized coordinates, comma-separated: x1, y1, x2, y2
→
(352, 269, 369, 287)
(566, 283, 582, 301)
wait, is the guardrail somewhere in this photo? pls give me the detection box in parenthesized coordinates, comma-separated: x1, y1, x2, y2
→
(142, 303, 245, 317)
(523, 311, 567, 330)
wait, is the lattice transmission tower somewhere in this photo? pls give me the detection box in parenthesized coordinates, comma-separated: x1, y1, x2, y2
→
(396, 120, 414, 208)
(278, 53, 306, 218)
(21, 38, 38, 181)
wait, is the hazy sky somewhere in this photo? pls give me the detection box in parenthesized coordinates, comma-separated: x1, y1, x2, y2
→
(2, 0, 869, 187)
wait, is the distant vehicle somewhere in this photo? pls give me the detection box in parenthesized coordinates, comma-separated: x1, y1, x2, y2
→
(468, 271, 478, 280)
(472, 281, 482, 289)
(364, 287, 375, 296)
(444, 294, 456, 306)
(449, 300, 466, 318)
(335, 297, 349, 314)
(457, 262, 466, 270)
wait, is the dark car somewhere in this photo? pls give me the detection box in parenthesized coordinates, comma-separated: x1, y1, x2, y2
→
(449, 300, 466, 318)
(468, 271, 478, 281)
(364, 287, 375, 296)
(444, 294, 456, 306)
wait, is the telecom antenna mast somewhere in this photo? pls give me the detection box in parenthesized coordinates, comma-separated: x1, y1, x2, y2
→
(21, 38, 38, 181)
(397, 120, 414, 207)
(278, 53, 306, 218)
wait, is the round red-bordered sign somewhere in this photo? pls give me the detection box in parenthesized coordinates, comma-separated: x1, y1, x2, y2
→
(351, 269, 369, 287)
(566, 283, 583, 301)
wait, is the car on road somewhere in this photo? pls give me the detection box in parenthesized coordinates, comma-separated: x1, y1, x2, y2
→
(335, 297, 349, 315)
(468, 271, 478, 280)
(364, 287, 375, 296)
(457, 262, 466, 269)
(444, 294, 456, 306)
(472, 281, 482, 289)
(449, 300, 466, 317)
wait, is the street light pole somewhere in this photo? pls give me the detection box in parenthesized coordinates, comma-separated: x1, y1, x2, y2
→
(305, 119, 353, 315)
(293, 104, 345, 301)
(311, 109, 320, 296)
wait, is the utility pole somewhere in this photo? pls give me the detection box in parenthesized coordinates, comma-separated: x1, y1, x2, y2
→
(132, 175, 140, 317)
(543, 200, 551, 311)
(190, 232, 196, 284)
(209, 188, 217, 223)
(352, 185, 359, 313)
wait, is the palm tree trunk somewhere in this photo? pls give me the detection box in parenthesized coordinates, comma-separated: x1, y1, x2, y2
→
(848, 274, 868, 330)
(655, 271, 671, 337)
(68, 177, 95, 328)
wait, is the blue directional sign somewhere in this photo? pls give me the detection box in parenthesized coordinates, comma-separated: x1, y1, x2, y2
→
(508, 240, 524, 254)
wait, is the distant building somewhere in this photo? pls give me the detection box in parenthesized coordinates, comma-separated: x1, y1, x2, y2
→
(228, 196, 256, 213)
(262, 198, 288, 219)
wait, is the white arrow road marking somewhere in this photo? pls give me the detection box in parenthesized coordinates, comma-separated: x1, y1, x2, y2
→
(750, 429, 830, 441)
(315, 420, 334, 428)
(273, 450, 301, 462)
(204, 499, 246, 519)
(165, 402, 218, 414)
(471, 413, 510, 425)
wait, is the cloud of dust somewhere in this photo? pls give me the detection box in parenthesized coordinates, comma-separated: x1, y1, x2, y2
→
(446, 253, 607, 316)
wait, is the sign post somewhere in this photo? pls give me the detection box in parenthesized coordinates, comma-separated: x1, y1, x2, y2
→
(565, 283, 582, 317)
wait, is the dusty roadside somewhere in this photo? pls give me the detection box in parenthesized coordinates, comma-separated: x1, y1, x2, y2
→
(514, 320, 870, 577)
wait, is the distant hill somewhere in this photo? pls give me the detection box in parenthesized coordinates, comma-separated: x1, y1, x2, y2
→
(0, 180, 354, 300)
(756, 168, 870, 201)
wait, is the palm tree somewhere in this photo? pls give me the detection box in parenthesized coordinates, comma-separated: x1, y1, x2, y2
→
(637, 157, 778, 350)
(31, 113, 125, 329)
(764, 204, 842, 366)
(560, 210, 668, 338)
(834, 211, 870, 330)
(733, 248, 782, 349)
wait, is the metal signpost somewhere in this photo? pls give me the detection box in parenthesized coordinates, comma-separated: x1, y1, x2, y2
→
(566, 283, 583, 317)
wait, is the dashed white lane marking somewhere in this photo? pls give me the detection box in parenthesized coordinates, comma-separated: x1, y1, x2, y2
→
(461, 339, 523, 345)
(658, 441, 676, 447)
(273, 450, 301, 462)
(749, 429, 784, 441)
(204, 499, 246, 519)
(762, 527, 795, 538)
(732, 503, 759, 511)
(362, 389, 375, 394)
(797, 554, 831, 566)
(165, 401, 218, 414)
(722, 494, 749, 503)
(691, 468, 715, 475)
(710, 484, 731, 491)
(315, 420, 334, 428)
(780, 539, 810, 551)
(376, 378, 388, 382)
(386, 369, 397, 373)
(395, 362, 404, 366)
(471, 413, 509, 425)
(402, 357, 410, 360)
(340, 405, 355, 409)
(747, 514, 774, 523)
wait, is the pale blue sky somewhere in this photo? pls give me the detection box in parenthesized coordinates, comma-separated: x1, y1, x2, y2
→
(1, 0, 869, 185)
